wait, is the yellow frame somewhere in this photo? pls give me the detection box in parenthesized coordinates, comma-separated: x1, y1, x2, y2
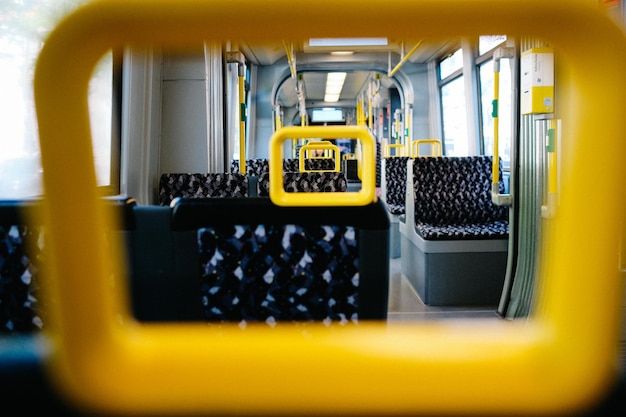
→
(270, 126, 375, 206)
(411, 139, 442, 157)
(383, 143, 406, 157)
(298, 140, 341, 172)
(33, 0, 626, 415)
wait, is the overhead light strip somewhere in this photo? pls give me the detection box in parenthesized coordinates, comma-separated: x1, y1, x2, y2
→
(324, 72, 347, 102)
(309, 37, 388, 47)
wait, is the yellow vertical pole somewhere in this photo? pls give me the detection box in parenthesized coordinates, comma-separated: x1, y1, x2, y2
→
(274, 106, 282, 131)
(238, 63, 246, 174)
(492, 67, 500, 186)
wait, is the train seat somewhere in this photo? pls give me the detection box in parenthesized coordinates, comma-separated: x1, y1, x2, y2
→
(228, 158, 303, 175)
(169, 197, 390, 324)
(380, 156, 411, 259)
(399, 156, 509, 306)
(229, 158, 344, 197)
(230, 158, 269, 176)
(158, 172, 249, 206)
(257, 171, 347, 196)
(303, 157, 336, 171)
(0, 196, 137, 333)
(0, 200, 45, 334)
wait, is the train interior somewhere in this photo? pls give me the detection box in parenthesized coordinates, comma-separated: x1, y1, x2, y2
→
(1, 0, 626, 415)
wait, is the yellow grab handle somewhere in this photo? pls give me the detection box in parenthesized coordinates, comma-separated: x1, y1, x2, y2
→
(270, 126, 376, 206)
(382, 143, 406, 158)
(298, 140, 341, 172)
(411, 139, 442, 157)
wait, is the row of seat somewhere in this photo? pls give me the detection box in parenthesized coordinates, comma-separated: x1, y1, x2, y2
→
(1, 195, 390, 333)
(158, 158, 349, 206)
(380, 155, 510, 306)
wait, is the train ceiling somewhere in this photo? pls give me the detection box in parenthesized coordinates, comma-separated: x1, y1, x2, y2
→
(241, 39, 455, 108)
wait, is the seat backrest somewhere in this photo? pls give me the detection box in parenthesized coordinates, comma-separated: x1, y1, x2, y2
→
(282, 158, 300, 172)
(230, 158, 269, 176)
(283, 171, 347, 193)
(169, 197, 389, 324)
(407, 157, 509, 240)
(257, 171, 347, 196)
(158, 172, 248, 206)
(303, 157, 336, 171)
(0, 200, 44, 334)
(381, 156, 411, 215)
(412, 156, 508, 225)
(0, 197, 137, 333)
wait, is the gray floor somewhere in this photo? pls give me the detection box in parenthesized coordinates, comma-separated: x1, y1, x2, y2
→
(386, 257, 502, 322)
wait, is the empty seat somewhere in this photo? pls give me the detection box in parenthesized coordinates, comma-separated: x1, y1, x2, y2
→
(257, 171, 347, 196)
(158, 172, 248, 206)
(399, 156, 509, 306)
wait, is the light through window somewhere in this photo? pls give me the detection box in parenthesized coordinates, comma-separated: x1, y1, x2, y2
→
(0, 0, 113, 198)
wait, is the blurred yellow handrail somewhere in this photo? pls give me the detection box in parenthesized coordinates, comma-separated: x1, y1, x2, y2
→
(32, 0, 626, 415)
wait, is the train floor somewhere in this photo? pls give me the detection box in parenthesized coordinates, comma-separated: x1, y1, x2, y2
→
(386, 256, 500, 322)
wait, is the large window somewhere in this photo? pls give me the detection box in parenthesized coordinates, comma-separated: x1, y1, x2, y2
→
(440, 75, 468, 156)
(437, 36, 513, 166)
(0, 0, 114, 198)
(438, 49, 468, 156)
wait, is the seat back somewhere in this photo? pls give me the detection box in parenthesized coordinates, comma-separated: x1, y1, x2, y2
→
(170, 197, 389, 324)
(381, 156, 411, 215)
(0, 200, 44, 334)
(0, 197, 137, 333)
(158, 172, 248, 206)
(411, 156, 509, 239)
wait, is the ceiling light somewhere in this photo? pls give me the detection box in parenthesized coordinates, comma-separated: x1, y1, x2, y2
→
(309, 38, 388, 47)
(324, 72, 346, 103)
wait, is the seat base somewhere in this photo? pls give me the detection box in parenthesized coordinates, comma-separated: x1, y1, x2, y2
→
(400, 232, 508, 306)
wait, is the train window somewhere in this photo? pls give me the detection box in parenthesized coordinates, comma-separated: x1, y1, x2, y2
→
(440, 75, 468, 156)
(438, 38, 515, 161)
(0, 0, 115, 198)
(438, 48, 463, 79)
(479, 35, 507, 55)
(438, 48, 470, 156)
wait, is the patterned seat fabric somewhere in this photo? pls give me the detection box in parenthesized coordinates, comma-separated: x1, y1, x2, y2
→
(413, 156, 509, 240)
(198, 224, 359, 324)
(283, 172, 347, 193)
(158, 173, 248, 206)
(230, 158, 269, 176)
(257, 172, 347, 196)
(384, 156, 410, 215)
(376, 141, 382, 187)
(304, 158, 336, 171)
(0, 225, 44, 334)
(282, 158, 300, 172)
